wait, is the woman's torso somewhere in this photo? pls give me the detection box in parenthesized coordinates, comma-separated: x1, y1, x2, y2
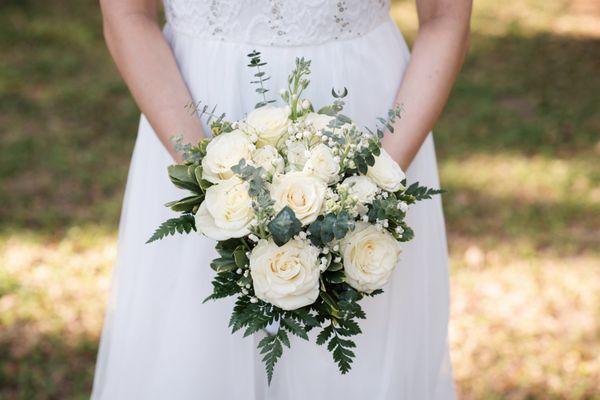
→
(163, 0, 391, 47)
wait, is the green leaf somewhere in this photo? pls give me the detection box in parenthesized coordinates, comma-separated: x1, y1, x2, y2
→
(146, 214, 196, 243)
(327, 262, 343, 272)
(164, 195, 203, 212)
(210, 257, 237, 273)
(278, 329, 291, 348)
(316, 324, 334, 345)
(319, 214, 336, 243)
(320, 291, 338, 312)
(267, 206, 302, 246)
(168, 165, 201, 192)
(233, 246, 249, 268)
(324, 270, 345, 284)
(281, 317, 309, 340)
(259, 335, 283, 384)
(290, 309, 320, 328)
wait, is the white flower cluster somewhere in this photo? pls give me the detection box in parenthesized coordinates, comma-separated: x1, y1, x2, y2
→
(194, 105, 408, 307)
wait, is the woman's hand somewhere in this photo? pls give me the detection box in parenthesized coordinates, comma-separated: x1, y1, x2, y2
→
(100, 0, 205, 162)
(382, 0, 472, 171)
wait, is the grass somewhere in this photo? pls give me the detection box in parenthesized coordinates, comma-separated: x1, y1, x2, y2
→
(1, 0, 599, 399)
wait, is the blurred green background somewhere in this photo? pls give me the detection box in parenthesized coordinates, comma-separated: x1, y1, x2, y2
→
(1, 0, 599, 399)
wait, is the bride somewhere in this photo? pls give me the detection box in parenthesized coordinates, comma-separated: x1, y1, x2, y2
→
(92, 0, 471, 399)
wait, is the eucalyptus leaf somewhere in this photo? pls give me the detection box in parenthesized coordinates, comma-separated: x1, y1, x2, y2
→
(267, 206, 302, 246)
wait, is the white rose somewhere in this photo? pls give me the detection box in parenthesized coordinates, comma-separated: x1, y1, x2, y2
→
(251, 145, 284, 175)
(285, 141, 309, 170)
(195, 177, 254, 240)
(303, 112, 334, 131)
(250, 239, 321, 310)
(303, 143, 341, 185)
(341, 223, 401, 293)
(341, 175, 379, 204)
(245, 106, 291, 147)
(366, 149, 405, 192)
(201, 130, 255, 184)
(271, 171, 327, 225)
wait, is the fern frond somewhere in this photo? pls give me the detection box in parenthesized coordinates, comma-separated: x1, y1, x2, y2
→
(146, 214, 196, 243)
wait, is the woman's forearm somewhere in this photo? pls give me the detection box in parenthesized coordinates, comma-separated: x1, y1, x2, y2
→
(101, 1, 204, 162)
(383, 2, 472, 171)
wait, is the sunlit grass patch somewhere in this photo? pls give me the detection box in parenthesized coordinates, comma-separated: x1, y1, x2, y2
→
(451, 255, 600, 399)
(0, 228, 114, 398)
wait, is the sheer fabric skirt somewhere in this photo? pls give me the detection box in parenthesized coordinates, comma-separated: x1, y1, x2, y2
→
(91, 17, 455, 400)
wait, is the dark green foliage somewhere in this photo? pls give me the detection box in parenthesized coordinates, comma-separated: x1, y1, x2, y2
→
(168, 164, 202, 193)
(281, 317, 309, 340)
(328, 334, 356, 374)
(403, 182, 444, 201)
(316, 324, 334, 345)
(267, 206, 302, 246)
(145, 214, 196, 243)
(230, 297, 274, 337)
(308, 212, 354, 247)
(203, 240, 249, 302)
(257, 331, 285, 384)
(164, 195, 203, 213)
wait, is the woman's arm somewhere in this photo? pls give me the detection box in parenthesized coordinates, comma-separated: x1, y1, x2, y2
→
(100, 0, 205, 162)
(382, 0, 472, 171)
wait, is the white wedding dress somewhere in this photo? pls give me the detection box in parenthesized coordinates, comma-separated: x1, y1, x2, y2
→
(91, 1, 455, 399)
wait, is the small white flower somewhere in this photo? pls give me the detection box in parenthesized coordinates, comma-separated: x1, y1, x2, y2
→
(398, 202, 409, 212)
(322, 247, 330, 254)
(250, 297, 258, 304)
(332, 244, 339, 252)
(236, 268, 243, 274)
(334, 257, 341, 263)
(303, 143, 341, 185)
(395, 226, 404, 234)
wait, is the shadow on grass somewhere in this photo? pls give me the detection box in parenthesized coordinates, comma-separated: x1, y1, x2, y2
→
(0, 327, 97, 400)
(435, 32, 600, 159)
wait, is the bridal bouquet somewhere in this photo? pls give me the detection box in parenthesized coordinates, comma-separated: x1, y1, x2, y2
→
(148, 51, 441, 382)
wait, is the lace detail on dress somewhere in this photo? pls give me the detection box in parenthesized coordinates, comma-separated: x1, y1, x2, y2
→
(163, 0, 390, 46)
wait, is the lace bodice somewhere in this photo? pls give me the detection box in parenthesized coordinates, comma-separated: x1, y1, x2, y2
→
(163, 0, 390, 46)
